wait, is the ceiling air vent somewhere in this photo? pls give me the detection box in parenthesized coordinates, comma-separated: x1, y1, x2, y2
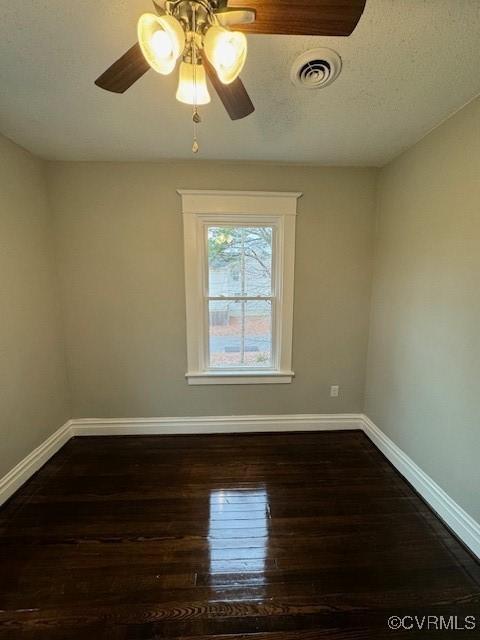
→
(291, 48, 342, 89)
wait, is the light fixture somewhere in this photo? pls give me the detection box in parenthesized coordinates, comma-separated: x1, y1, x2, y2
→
(125, 4, 253, 153)
(204, 25, 247, 84)
(137, 13, 185, 75)
(176, 62, 211, 105)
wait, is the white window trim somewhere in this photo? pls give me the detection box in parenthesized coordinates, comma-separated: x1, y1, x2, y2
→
(178, 190, 301, 385)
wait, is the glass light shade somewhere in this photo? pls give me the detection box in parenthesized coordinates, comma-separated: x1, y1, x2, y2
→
(176, 62, 211, 105)
(204, 26, 247, 84)
(137, 13, 185, 75)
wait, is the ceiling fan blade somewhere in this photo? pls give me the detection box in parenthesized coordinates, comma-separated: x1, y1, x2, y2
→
(201, 53, 254, 120)
(226, 0, 367, 36)
(215, 8, 256, 27)
(95, 43, 150, 94)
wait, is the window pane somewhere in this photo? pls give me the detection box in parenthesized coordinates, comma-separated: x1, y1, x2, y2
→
(209, 300, 272, 368)
(207, 226, 273, 297)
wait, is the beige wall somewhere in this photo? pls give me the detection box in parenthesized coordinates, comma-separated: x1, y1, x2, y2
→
(47, 162, 376, 418)
(365, 97, 480, 521)
(0, 135, 70, 477)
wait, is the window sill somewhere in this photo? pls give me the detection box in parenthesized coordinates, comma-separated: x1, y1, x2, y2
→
(186, 371, 295, 385)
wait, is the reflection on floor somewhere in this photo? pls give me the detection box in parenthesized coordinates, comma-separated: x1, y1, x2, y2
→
(209, 488, 269, 582)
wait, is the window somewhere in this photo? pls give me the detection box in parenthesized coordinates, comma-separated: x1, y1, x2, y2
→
(208, 225, 274, 369)
(179, 190, 301, 384)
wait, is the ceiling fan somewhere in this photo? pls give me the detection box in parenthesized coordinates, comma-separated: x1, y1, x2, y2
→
(95, 0, 366, 149)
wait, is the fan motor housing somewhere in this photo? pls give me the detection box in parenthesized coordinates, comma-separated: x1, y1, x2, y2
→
(291, 48, 342, 89)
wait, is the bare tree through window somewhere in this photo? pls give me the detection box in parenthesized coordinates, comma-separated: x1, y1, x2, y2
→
(207, 226, 273, 368)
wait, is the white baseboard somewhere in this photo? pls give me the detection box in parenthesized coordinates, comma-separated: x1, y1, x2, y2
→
(0, 414, 360, 507)
(1, 412, 479, 561)
(361, 415, 480, 560)
(0, 420, 72, 506)
(70, 413, 363, 436)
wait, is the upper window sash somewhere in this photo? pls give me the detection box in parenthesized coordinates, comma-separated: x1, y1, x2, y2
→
(205, 222, 275, 300)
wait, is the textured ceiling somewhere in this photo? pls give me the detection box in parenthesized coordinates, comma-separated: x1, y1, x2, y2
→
(0, 0, 479, 165)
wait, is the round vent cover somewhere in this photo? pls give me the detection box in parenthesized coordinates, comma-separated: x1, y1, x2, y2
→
(291, 48, 342, 89)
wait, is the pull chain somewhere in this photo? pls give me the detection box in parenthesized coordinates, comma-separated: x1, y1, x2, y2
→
(192, 108, 200, 153)
(191, 4, 200, 154)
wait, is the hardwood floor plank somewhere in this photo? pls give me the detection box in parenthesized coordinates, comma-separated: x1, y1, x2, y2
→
(0, 432, 479, 639)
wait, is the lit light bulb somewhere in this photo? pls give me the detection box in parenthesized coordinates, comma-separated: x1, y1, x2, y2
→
(137, 13, 185, 75)
(150, 30, 174, 60)
(217, 40, 238, 68)
(176, 62, 211, 105)
(204, 26, 247, 84)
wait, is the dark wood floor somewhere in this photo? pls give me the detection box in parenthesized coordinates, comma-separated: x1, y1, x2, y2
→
(0, 432, 479, 639)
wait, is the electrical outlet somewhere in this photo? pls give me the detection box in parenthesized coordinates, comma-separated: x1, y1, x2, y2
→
(330, 385, 339, 397)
